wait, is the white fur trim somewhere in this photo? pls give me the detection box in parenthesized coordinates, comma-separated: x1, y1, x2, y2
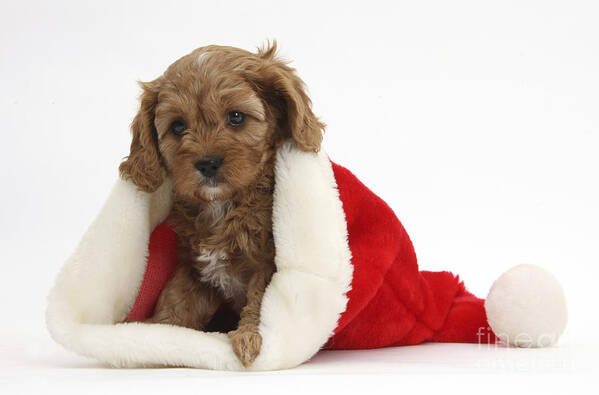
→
(46, 141, 352, 370)
(485, 264, 567, 348)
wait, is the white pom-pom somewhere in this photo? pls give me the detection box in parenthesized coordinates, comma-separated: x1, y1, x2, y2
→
(485, 264, 567, 347)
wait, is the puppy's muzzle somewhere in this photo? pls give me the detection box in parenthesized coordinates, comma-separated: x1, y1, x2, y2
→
(195, 155, 223, 178)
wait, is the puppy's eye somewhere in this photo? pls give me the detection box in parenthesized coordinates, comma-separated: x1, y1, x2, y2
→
(170, 120, 187, 136)
(226, 111, 246, 127)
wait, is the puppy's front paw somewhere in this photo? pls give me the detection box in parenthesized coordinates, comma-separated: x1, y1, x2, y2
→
(228, 325, 262, 368)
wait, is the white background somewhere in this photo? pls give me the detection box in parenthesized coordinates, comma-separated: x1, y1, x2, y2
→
(1, 0, 598, 393)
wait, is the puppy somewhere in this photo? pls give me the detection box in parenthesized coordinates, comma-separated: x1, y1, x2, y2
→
(119, 42, 324, 367)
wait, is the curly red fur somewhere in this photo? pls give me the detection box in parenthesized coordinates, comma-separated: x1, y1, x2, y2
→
(120, 42, 323, 367)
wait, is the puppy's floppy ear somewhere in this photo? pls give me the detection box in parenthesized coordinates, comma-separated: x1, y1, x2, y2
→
(119, 78, 164, 192)
(251, 42, 325, 152)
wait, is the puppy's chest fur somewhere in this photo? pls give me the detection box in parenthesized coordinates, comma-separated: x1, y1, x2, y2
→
(167, 175, 276, 309)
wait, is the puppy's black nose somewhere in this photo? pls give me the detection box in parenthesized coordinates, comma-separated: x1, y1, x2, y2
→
(195, 155, 223, 178)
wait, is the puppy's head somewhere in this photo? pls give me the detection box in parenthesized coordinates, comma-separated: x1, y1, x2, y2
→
(119, 43, 324, 201)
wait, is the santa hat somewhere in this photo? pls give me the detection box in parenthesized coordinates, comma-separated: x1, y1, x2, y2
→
(46, 141, 568, 370)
